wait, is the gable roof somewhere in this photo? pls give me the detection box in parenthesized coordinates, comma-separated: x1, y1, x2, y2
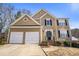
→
(32, 9, 57, 19)
(39, 9, 57, 19)
(11, 14, 40, 26)
(32, 9, 47, 18)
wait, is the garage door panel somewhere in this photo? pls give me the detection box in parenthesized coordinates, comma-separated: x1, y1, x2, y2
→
(25, 32, 39, 44)
(10, 32, 23, 43)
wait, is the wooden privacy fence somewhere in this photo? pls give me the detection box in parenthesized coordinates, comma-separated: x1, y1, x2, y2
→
(0, 32, 8, 44)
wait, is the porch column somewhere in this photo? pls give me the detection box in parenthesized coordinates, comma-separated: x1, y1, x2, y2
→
(40, 26, 42, 43)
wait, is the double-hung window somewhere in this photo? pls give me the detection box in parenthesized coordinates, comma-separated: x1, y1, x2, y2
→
(45, 18, 52, 26)
(59, 20, 65, 26)
(58, 30, 70, 38)
(60, 30, 67, 38)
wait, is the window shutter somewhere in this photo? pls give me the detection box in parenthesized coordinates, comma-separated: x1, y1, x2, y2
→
(65, 19, 68, 26)
(45, 19, 46, 25)
(67, 30, 70, 37)
(58, 30, 60, 38)
(50, 19, 52, 26)
(57, 20, 59, 25)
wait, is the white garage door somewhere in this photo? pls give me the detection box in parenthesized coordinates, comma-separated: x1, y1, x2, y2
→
(10, 32, 23, 43)
(25, 32, 39, 44)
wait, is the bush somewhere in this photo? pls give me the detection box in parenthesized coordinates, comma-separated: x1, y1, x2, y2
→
(55, 41, 61, 46)
(64, 40, 70, 47)
(72, 42, 79, 48)
(39, 41, 48, 46)
(0, 38, 4, 45)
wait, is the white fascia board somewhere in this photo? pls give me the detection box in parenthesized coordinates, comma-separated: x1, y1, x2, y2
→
(10, 26, 41, 28)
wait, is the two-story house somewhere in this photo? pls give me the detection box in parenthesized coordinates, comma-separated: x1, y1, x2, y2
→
(7, 9, 72, 45)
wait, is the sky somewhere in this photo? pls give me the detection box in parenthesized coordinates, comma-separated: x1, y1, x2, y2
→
(10, 3, 79, 29)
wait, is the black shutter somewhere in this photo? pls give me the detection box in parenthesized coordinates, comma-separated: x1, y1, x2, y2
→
(45, 19, 46, 26)
(65, 19, 68, 26)
(67, 30, 70, 37)
(58, 30, 60, 38)
(57, 20, 59, 25)
(50, 19, 52, 26)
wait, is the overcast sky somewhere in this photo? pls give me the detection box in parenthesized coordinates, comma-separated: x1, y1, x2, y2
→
(9, 3, 79, 29)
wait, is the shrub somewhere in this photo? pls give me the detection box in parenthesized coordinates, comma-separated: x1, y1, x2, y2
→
(0, 38, 4, 45)
(64, 40, 70, 47)
(72, 42, 79, 48)
(39, 41, 48, 46)
(55, 41, 61, 46)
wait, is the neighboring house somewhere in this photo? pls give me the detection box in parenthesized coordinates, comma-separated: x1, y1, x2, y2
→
(72, 37, 78, 41)
(7, 9, 72, 44)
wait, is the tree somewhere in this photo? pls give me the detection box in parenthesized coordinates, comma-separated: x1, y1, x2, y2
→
(0, 4, 15, 33)
(15, 9, 32, 19)
(21, 9, 31, 16)
(15, 11, 21, 19)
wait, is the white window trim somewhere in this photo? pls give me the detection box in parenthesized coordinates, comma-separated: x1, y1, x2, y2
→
(60, 30, 67, 38)
(44, 29, 53, 39)
(45, 18, 52, 26)
(46, 18, 50, 20)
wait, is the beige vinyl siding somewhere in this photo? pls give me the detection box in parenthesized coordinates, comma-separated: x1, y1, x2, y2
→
(33, 18, 40, 23)
(10, 28, 40, 32)
(41, 14, 56, 27)
(14, 15, 39, 26)
(32, 10, 46, 18)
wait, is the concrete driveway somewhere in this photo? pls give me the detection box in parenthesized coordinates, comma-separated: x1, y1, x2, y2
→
(0, 44, 45, 56)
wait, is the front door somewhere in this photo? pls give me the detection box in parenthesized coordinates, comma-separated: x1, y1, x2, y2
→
(46, 31, 52, 40)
